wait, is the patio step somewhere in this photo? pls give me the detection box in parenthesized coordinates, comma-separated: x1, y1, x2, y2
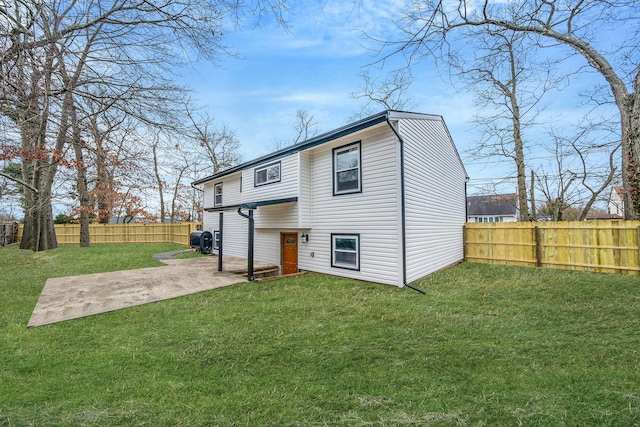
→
(229, 265, 280, 279)
(253, 267, 280, 279)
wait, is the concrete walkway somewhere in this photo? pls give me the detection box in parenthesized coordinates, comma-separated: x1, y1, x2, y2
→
(27, 253, 275, 328)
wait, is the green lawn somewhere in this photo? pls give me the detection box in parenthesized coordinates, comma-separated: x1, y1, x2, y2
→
(1, 243, 639, 426)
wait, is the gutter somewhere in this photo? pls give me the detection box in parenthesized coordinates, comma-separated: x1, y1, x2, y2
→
(385, 118, 425, 295)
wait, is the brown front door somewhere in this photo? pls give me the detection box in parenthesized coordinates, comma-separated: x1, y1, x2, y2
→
(281, 233, 298, 275)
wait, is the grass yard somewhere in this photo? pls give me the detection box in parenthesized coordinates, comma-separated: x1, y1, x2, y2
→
(1, 243, 639, 426)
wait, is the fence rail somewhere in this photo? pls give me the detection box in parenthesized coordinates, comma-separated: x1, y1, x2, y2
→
(465, 221, 640, 275)
(17, 223, 201, 247)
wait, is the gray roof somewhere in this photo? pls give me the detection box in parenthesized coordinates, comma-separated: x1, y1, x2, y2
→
(467, 194, 518, 216)
(192, 110, 466, 185)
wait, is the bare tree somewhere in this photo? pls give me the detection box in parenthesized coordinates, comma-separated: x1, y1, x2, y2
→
(271, 108, 319, 150)
(535, 122, 620, 221)
(1, 0, 288, 250)
(351, 68, 415, 119)
(187, 109, 242, 174)
(382, 0, 640, 218)
(456, 29, 559, 221)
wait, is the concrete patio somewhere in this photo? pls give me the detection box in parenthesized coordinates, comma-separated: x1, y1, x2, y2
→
(27, 253, 277, 328)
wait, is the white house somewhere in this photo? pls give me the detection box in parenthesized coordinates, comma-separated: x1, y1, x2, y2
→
(608, 185, 624, 218)
(192, 110, 468, 289)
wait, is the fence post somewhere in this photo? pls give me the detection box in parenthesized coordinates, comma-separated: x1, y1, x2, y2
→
(463, 224, 467, 262)
(534, 225, 542, 268)
(637, 226, 640, 271)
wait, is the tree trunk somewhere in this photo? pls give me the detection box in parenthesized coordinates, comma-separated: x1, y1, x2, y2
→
(71, 104, 91, 247)
(152, 142, 165, 223)
(622, 89, 640, 219)
(94, 137, 113, 224)
(529, 170, 537, 221)
(18, 107, 59, 252)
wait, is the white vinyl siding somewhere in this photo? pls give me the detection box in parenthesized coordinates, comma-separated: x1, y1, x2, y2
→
(199, 113, 466, 287)
(204, 174, 241, 209)
(298, 150, 312, 229)
(242, 153, 299, 203)
(204, 210, 246, 257)
(401, 117, 466, 283)
(254, 202, 298, 229)
(299, 124, 401, 286)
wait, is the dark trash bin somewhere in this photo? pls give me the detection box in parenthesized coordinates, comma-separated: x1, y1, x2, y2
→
(190, 230, 213, 254)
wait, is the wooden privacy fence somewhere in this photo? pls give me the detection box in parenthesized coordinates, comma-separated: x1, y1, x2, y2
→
(464, 221, 640, 275)
(1, 222, 19, 246)
(17, 223, 201, 247)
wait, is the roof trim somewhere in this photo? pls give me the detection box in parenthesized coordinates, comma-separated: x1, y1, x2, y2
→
(193, 110, 397, 185)
(192, 109, 466, 185)
(204, 196, 298, 212)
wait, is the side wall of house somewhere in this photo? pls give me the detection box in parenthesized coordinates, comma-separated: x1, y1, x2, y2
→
(242, 153, 300, 203)
(203, 173, 246, 257)
(401, 117, 467, 283)
(299, 124, 402, 286)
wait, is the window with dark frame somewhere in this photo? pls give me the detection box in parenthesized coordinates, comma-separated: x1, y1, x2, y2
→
(214, 183, 222, 207)
(331, 233, 360, 270)
(254, 162, 281, 186)
(333, 142, 361, 195)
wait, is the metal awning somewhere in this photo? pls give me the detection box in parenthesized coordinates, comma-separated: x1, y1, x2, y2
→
(204, 197, 298, 212)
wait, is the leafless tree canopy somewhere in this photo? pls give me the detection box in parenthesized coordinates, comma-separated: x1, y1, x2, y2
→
(0, 0, 286, 250)
(380, 0, 640, 218)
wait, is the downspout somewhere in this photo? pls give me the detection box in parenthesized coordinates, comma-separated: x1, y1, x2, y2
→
(386, 118, 426, 295)
(218, 212, 223, 272)
(237, 207, 255, 281)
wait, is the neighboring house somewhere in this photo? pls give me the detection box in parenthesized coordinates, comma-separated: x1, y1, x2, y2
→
(608, 185, 625, 218)
(192, 110, 468, 289)
(467, 193, 518, 223)
(584, 212, 623, 220)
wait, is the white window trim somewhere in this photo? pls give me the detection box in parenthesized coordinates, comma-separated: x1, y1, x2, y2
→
(331, 233, 360, 271)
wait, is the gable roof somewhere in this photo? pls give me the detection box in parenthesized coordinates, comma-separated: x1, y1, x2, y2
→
(467, 194, 518, 216)
(192, 110, 464, 185)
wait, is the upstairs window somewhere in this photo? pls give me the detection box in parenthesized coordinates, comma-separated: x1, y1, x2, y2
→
(255, 162, 281, 186)
(333, 142, 361, 195)
(331, 233, 360, 271)
(214, 183, 222, 207)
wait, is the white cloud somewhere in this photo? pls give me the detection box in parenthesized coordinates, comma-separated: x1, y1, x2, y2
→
(272, 91, 344, 104)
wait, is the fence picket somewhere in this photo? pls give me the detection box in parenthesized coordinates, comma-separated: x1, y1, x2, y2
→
(465, 221, 640, 275)
(17, 223, 201, 247)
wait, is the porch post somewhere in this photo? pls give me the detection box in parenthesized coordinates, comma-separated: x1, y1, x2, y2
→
(247, 209, 254, 281)
(237, 207, 255, 281)
(218, 212, 223, 272)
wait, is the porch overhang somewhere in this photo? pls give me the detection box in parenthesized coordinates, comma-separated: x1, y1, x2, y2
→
(203, 196, 298, 212)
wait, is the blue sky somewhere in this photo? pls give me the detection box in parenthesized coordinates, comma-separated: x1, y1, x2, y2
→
(178, 0, 621, 198)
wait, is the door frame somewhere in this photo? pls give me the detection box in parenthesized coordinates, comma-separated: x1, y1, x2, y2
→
(280, 232, 299, 275)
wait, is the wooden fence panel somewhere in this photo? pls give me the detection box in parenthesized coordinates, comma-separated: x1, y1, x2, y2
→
(17, 223, 201, 246)
(465, 221, 640, 275)
(465, 222, 537, 267)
